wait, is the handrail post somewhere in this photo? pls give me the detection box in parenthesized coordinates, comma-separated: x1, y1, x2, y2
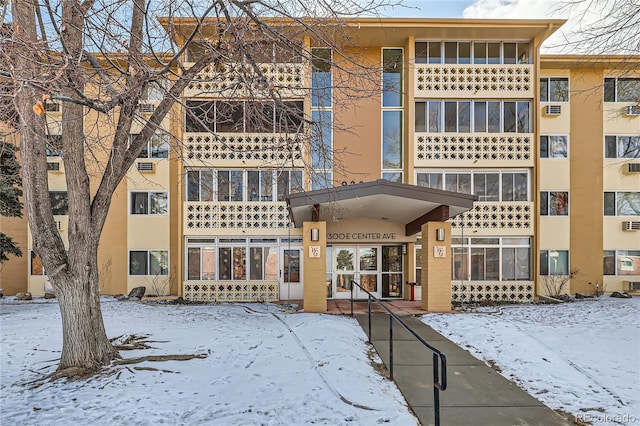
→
(367, 294, 372, 343)
(389, 315, 393, 380)
(433, 353, 440, 426)
(350, 281, 353, 317)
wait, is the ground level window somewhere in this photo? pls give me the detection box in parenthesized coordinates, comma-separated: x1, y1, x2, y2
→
(129, 250, 169, 276)
(30, 251, 45, 275)
(540, 250, 569, 275)
(604, 250, 640, 275)
(451, 237, 531, 281)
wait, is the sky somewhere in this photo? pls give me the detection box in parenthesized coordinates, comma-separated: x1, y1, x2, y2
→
(379, 0, 631, 54)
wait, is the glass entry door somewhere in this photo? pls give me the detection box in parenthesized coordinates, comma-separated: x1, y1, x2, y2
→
(333, 246, 381, 299)
(280, 248, 302, 300)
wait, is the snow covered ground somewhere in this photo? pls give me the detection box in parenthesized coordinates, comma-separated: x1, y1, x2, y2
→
(422, 297, 640, 426)
(0, 298, 417, 426)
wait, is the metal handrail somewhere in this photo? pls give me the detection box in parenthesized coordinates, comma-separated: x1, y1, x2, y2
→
(350, 280, 447, 426)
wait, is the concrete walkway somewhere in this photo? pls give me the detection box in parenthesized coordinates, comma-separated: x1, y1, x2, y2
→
(355, 312, 571, 426)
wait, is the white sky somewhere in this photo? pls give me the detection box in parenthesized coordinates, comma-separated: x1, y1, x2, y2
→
(382, 0, 632, 54)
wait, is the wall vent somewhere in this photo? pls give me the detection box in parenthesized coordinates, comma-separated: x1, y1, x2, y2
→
(625, 105, 640, 116)
(622, 221, 640, 231)
(622, 281, 640, 291)
(55, 220, 62, 231)
(544, 105, 562, 115)
(137, 162, 155, 172)
(47, 161, 61, 172)
(623, 163, 640, 174)
(138, 103, 155, 114)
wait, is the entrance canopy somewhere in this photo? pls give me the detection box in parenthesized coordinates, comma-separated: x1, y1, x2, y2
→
(287, 180, 477, 236)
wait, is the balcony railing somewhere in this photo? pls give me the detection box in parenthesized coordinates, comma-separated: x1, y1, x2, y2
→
(415, 133, 533, 167)
(184, 201, 291, 233)
(183, 62, 305, 98)
(183, 280, 279, 302)
(414, 64, 534, 98)
(450, 201, 533, 235)
(184, 132, 304, 166)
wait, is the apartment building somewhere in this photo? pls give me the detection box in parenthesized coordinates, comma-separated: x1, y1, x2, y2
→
(1, 18, 638, 311)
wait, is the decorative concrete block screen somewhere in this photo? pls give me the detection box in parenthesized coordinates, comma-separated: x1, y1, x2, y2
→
(185, 133, 303, 163)
(415, 134, 533, 164)
(184, 63, 305, 97)
(452, 281, 535, 303)
(450, 202, 533, 233)
(415, 64, 533, 98)
(185, 202, 291, 230)
(183, 281, 279, 302)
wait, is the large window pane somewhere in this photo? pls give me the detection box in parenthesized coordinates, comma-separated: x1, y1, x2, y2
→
(382, 111, 402, 169)
(616, 192, 640, 215)
(503, 43, 516, 64)
(503, 102, 516, 132)
(216, 101, 243, 133)
(618, 250, 640, 275)
(415, 102, 427, 132)
(517, 101, 530, 133)
(487, 43, 500, 64)
(603, 250, 615, 275)
(617, 78, 640, 102)
(550, 78, 569, 102)
(488, 101, 501, 133)
(452, 247, 468, 280)
(250, 247, 264, 280)
(131, 192, 148, 214)
(187, 171, 200, 201)
(415, 42, 428, 64)
(219, 247, 232, 280)
(311, 110, 333, 169)
(474, 101, 487, 132)
(604, 192, 616, 216)
(444, 102, 457, 132)
(312, 48, 332, 107)
(187, 247, 201, 280)
(428, 42, 442, 64)
(150, 193, 168, 215)
(150, 251, 169, 275)
(459, 42, 471, 64)
(383, 49, 403, 107)
(49, 192, 69, 215)
(458, 102, 471, 132)
(603, 78, 616, 102)
(444, 42, 457, 64)
(129, 251, 148, 275)
(473, 42, 486, 64)
(200, 170, 214, 201)
(428, 101, 441, 132)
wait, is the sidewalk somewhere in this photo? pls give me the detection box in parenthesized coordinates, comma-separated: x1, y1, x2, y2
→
(354, 311, 571, 426)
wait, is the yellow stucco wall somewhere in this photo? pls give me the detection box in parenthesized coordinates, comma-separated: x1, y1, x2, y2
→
(303, 221, 327, 312)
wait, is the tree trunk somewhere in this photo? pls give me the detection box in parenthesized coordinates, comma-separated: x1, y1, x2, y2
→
(54, 255, 119, 372)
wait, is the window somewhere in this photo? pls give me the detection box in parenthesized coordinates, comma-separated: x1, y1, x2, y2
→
(129, 250, 169, 276)
(416, 170, 529, 201)
(382, 110, 402, 170)
(130, 192, 168, 215)
(604, 192, 640, 216)
(451, 237, 531, 281)
(604, 250, 640, 275)
(186, 238, 280, 281)
(416, 41, 530, 64)
(540, 191, 569, 216)
(311, 110, 333, 170)
(132, 132, 169, 159)
(540, 250, 569, 275)
(415, 100, 531, 134)
(185, 100, 304, 133)
(540, 78, 569, 102)
(46, 135, 63, 156)
(382, 172, 403, 183)
(605, 136, 640, 159)
(540, 135, 568, 158)
(382, 48, 403, 107)
(30, 251, 45, 275)
(312, 48, 332, 108)
(49, 191, 68, 215)
(141, 80, 166, 101)
(604, 77, 640, 102)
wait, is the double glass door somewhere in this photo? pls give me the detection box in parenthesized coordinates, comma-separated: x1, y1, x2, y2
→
(332, 245, 403, 299)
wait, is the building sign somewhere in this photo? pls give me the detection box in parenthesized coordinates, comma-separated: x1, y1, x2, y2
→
(434, 246, 446, 258)
(309, 246, 321, 258)
(327, 232, 397, 241)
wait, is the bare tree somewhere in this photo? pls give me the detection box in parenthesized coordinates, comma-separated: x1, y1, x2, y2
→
(1, 0, 396, 376)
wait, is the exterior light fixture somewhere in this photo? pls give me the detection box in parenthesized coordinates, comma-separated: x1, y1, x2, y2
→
(402, 244, 407, 255)
(311, 228, 320, 241)
(436, 228, 445, 241)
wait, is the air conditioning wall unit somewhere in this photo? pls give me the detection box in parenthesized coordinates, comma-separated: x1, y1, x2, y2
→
(138, 103, 156, 114)
(47, 161, 62, 172)
(622, 281, 640, 291)
(623, 163, 640, 174)
(137, 161, 155, 173)
(544, 105, 562, 116)
(625, 105, 640, 116)
(45, 101, 62, 114)
(622, 221, 640, 231)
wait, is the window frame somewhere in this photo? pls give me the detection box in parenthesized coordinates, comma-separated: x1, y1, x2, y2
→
(540, 135, 569, 159)
(540, 191, 569, 216)
(540, 250, 569, 276)
(604, 192, 640, 216)
(604, 77, 640, 102)
(129, 250, 169, 276)
(129, 191, 169, 215)
(449, 237, 531, 282)
(415, 41, 530, 64)
(603, 250, 640, 275)
(604, 135, 640, 159)
(540, 77, 569, 102)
